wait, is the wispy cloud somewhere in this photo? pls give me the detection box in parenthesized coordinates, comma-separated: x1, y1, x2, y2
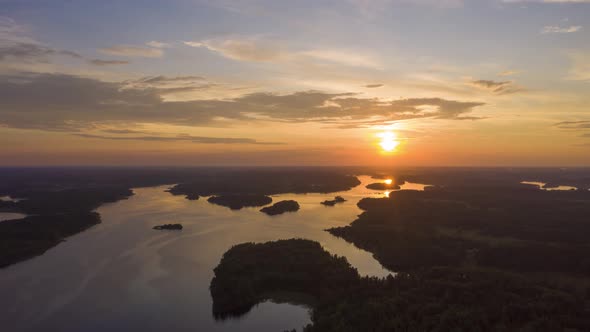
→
(541, 25, 582, 33)
(184, 38, 283, 62)
(184, 37, 382, 69)
(99, 44, 163, 58)
(555, 120, 590, 129)
(565, 50, 590, 81)
(0, 17, 135, 69)
(74, 133, 281, 145)
(498, 70, 520, 76)
(299, 49, 381, 68)
(469, 79, 525, 95)
(88, 59, 129, 66)
(146, 40, 170, 48)
(504, 0, 590, 3)
(122, 75, 217, 96)
(0, 17, 82, 62)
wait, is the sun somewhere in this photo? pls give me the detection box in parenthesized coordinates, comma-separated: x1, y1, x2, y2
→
(378, 131, 400, 153)
(384, 179, 393, 185)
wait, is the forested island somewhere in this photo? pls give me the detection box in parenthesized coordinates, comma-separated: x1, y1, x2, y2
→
(211, 239, 590, 331)
(260, 200, 300, 215)
(365, 182, 400, 190)
(210, 239, 358, 319)
(207, 195, 273, 210)
(320, 196, 346, 206)
(153, 223, 183, 230)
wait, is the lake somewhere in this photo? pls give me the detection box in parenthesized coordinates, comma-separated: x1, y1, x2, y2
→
(0, 175, 408, 332)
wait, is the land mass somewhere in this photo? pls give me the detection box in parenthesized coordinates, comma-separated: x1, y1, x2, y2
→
(260, 200, 300, 215)
(211, 239, 590, 331)
(210, 239, 358, 319)
(0, 212, 102, 268)
(0, 185, 134, 268)
(0, 167, 360, 267)
(168, 169, 361, 198)
(327, 186, 590, 274)
(153, 223, 183, 230)
(320, 196, 346, 206)
(365, 182, 400, 190)
(208, 194, 273, 210)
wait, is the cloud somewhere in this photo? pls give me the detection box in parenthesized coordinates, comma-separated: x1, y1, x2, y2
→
(0, 17, 133, 71)
(364, 84, 384, 88)
(554, 120, 590, 129)
(0, 72, 486, 131)
(498, 70, 520, 76)
(131, 75, 206, 85)
(146, 41, 170, 48)
(0, 42, 82, 61)
(566, 50, 590, 81)
(184, 37, 381, 69)
(298, 49, 381, 68)
(0, 18, 83, 62)
(503, 0, 590, 3)
(123, 75, 216, 96)
(469, 79, 525, 95)
(349, 0, 464, 17)
(99, 44, 163, 58)
(73, 133, 280, 144)
(184, 38, 283, 62)
(0, 16, 34, 44)
(541, 25, 582, 33)
(101, 129, 148, 134)
(88, 59, 130, 66)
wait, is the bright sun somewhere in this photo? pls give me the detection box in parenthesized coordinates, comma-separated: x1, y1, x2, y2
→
(378, 131, 400, 152)
(384, 179, 393, 185)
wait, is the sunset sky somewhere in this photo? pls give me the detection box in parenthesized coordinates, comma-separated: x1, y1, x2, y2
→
(1, 0, 589, 166)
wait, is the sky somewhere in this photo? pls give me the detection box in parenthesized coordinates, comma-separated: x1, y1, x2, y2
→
(0, 0, 589, 166)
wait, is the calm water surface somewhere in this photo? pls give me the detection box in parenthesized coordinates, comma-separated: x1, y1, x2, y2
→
(0, 176, 411, 332)
(0, 212, 27, 221)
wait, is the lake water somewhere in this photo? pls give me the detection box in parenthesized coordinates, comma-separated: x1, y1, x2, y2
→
(0, 196, 28, 221)
(0, 176, 412, 332)
(0, 195, 24, 202)
(0, 212, 27, 222)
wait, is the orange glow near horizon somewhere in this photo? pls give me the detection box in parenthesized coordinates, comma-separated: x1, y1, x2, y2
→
(384, 179, 393, 185)
(378, 131, 400, 153)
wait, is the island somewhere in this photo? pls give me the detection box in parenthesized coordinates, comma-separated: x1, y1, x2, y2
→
(207, 194, 273, 210)
(211, 239, 588, 331)
(185, 193, 199, 200)
(260, 200, 300, 215)
(210, 239, 358, 319)
(320, 196, 346, 206)
(153, 223, 183, 230)
(365, 182, 400, 190)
